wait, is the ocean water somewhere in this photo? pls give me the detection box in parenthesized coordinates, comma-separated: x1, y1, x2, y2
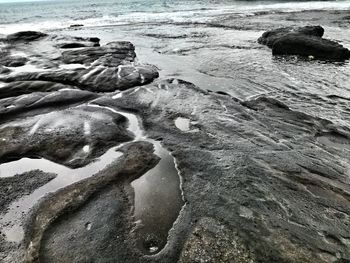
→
(0, 0, 350, 34)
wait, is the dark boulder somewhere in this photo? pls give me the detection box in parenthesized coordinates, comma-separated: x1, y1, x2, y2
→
(6, 31, 47, 42)
(69, 24, 84, 28)
(59, 43, 88, 49)
(258, 26, 324, 47)
(0, 56, 28, 67)
(0, 66, 11, 74)
(89, 37, 100, 43)
(51, 35, 100, 49)
(258, 25, 350, 61)
(273, 34, 350, 60)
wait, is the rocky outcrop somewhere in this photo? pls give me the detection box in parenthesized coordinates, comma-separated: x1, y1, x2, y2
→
(0, 32, 159, 93)
(0, 105, 134, 168)
(272, 34, 350, 60)
(1, 28, 350, 263)
(258, 26, 324, 47)
(24, 141, 160, 263)
(259, 26, 350, 60)
(0, 56, 28, 67)
(0, 81, 77, 99)
(6, 31, 47, 42)
(105, 79, 350, 263)
(0, 89, 97, 120)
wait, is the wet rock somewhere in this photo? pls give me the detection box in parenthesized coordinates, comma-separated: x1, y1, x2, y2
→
(78, 64, 159, 92)
(272, 34, 350, 60)
(61, 41, 136, 65)
(6, 31, 47, 42)
(0, 66, 10, 74)
(0, 170, 56, 213)
(258, 26, 324, 48)
(0, 170, 56, 262)
(23, 141, 159, 263)
(0, 33, 158, 92)
(69, 24, 84, 28)
(59, 43, 90, 49)
(0, 81, 76, 99)
(0, 56, 28, 67)
(258, 26, 350, 60)
(109, 79, 350, 263)
(0, 89, 97, 120)
(0, 105, 134, 168)
(51, 35, 100, 49)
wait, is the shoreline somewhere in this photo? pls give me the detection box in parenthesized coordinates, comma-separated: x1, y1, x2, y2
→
(0, 6, 350, 263)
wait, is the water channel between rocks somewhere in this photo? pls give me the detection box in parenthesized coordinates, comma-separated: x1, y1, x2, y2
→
(0, 101, 184, 255)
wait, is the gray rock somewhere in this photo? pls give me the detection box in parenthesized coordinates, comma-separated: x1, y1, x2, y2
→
(0, 170, 56, 213)
(258, 26, 324, 47)
(23, 141, 160, 263)
(0, 56, 28, 67)
(0, 81, 76, 99)
(258, 26, 350, 60)
(106, 79, 350, 263)
(0, 33, 159, 92)
(0, 105, 134, 168)
(6, 31, 47, 42)
(272, 34, 350, 60)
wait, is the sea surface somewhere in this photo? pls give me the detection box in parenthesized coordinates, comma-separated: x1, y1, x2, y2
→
(0, 0, 350, 33)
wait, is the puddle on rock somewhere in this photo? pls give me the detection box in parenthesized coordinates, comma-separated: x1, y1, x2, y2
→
(88, 104, 184, 255)
(131, 140, 183, 255)
(0, 102, 184, 256)
(0, 147, 123, 242)
(175, 117, 190, 132)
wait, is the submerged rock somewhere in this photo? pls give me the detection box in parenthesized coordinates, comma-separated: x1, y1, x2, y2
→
(259, 26, 350, 60)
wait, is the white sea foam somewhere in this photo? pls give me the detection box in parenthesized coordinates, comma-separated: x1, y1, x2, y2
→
(0, 1, 349, 34)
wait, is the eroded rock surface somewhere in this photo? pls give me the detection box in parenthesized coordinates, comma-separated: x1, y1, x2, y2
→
(0, 31, 159, 93)
(24, 141, 159, 263)
(0, 105, 133, 168)
(0, 28, 349, 263)
(0, 170, 56, 213)
(102, 79, 350, 263)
